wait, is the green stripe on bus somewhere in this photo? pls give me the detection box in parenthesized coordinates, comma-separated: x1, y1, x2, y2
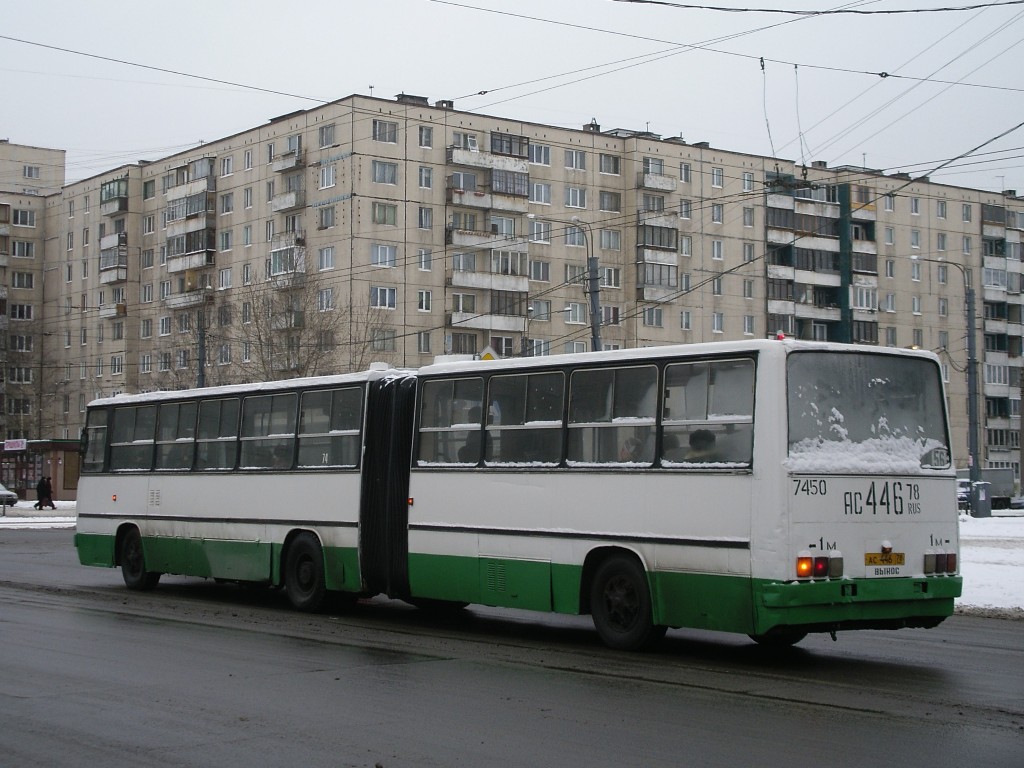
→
(75, 532, 115, 567)
(73, 532, 361, 592)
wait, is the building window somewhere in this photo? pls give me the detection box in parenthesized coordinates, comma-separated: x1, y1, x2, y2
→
(318, 288, 335, 311)
(599, 154, 620, 174)
(417, 331, 431, 354)
(963, 203, 972, 222)
(319, 206, 336, 229)
(371, 286, 397, 309)
(418, 125, 433, 148)
(372, 119, 398, 143)
(418, 248, 432, 271)
(319, 165, 336, 189)
(529, 143, 551, 165)
(711, 204, 723, 223)
(419, 166, 432, 189)
(712, 312, 724, 333)
(565, 187, 587, 208)
(372, 160, 398, 184)
(371, 329, 397, 352)
(712, 240, 724, 260)
(599, 191, 621, 212)
(937, 200, 947, 218)
(524, 182, 550, 206)
(742, 172, 754, 192)
(565, 149, 586, 170)
(418, 207, 433, 229)
(911, 197, 921, 215)
(642, 307, 663, 327)
(371, 202, 396, 226)
(680, 310, 692, 330)
(743, 315, 754, 335)
(599, 229, 621, 251)
(711, 167, 724, 188)
(418, 289, 432, 312)
(680, 163, 691, 183)
(743, 207, 754, 227)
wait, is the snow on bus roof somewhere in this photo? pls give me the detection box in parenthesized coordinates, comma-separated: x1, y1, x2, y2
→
(87, 366, 416, 408)
(419, 339, 939, 376)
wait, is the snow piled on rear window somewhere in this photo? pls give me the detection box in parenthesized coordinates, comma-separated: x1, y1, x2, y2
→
(785, 435, 946, 474)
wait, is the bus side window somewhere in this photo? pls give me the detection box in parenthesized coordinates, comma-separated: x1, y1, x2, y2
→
(485, 372, 564, 464)
(568, 365, 656, 465)
(298, 387, 362, 468)
(110, 405, 157, 470)
(417, 377, 483, 465)
(82, 410, 108, 473)
(195, 398, 239, 471)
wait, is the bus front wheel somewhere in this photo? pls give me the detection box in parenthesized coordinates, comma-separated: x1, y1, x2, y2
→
(590, 555, 666, 651)
(120, 528, 160, 591)
(284, 533, 327, 612)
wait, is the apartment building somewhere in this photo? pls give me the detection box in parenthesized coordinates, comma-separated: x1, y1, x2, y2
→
(4, 94, 1024, 481)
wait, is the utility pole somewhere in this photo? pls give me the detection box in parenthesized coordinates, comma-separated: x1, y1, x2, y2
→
(965, 274, 981, 505)
(573, 216, 602, 352)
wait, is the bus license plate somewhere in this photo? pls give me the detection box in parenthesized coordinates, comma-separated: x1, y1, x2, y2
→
(864, 552, 905, 577)
(864, 553, 905, 566)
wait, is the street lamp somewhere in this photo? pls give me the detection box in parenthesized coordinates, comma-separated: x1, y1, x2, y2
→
(912, 255, 980, 504)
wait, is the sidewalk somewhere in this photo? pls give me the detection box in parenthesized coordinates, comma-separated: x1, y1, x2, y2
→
(0, 500, 77, 528)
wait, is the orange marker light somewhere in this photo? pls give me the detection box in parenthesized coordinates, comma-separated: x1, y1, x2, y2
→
(112, 494, 117, 502)
(796, 556, 813, 578)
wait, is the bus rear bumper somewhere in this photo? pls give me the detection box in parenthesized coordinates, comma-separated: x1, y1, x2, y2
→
(753, 575, 962, 634)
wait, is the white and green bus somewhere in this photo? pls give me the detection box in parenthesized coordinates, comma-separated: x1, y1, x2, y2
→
(75, 339, 962, 650)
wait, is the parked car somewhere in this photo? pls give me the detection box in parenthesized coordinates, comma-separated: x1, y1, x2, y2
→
(0, 482, 18, 507)
(957, 479, 971, 510)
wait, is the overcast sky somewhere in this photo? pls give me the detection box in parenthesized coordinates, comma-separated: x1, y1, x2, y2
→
(3, 0, 1022, 192)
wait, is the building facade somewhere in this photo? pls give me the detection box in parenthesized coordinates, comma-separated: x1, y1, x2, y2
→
(3, 94, 1023, 482)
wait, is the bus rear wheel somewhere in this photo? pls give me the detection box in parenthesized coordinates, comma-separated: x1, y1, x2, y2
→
(590, 555, 666, 651)
(120, 528, 160, 591)
(284, 533, 327, 612)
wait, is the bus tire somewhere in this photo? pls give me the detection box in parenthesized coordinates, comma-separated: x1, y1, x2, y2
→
(120, 527, 160, 591)
(589, 554, 666, 651)
(284, 533, 327, 612)
(748, 631, 807, 647)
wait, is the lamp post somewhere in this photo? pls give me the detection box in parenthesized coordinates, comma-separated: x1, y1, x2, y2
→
(527, 214, 601, 352)
(912, 256, 980, 503)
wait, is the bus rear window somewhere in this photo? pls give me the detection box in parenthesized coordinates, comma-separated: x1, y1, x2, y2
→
(787, 351, 951, 473)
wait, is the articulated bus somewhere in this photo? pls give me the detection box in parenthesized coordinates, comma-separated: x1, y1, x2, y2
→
(75, 340, 962, 650)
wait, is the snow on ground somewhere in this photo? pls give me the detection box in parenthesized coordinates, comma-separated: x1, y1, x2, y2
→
(2, 502, 1020, 616)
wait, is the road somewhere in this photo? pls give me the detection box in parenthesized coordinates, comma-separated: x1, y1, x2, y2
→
(1, 529, 1021, 767)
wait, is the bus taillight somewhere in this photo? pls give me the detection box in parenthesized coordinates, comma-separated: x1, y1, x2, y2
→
(924, 549, 957, 575)
(796, 554, 813, 578)
(796, 551, 843, 580)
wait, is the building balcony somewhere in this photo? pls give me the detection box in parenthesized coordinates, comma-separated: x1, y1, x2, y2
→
(165, 176, 215, 202)
(446, 226, 515, 250)
(636, 285, 677, 303)
(636, 172, 677, 192)
(447, 311, 525, 333)
(446, 187, 492, 209)
(0, 223, 9, 236)
(271, 231, 306, 250)
(271, 311, 305, 330)
(794, 303, 842, 321)
(637, 247, 679, 267)
(167, 250, 215, 274)
(166, 213, 213, 239)
(271, 149, 306, 173)
(270, 271, 307, 290)
(448, 270, 528, 293)
(446, 147, 528, 173)
(98, 303, 127, 319)
(99, 232, 126, 251)
(165, 289, 212, 310)
(985, 317, 1009, 335)
(768, 299, 795, 315)
(767, 264, 795, 280)
(100, 196, 129, 216)
(272, 189, 305, 212)
(637, 211, 679, 229)
(793, 269, 842, 287)
(99, 268, 128, 285)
